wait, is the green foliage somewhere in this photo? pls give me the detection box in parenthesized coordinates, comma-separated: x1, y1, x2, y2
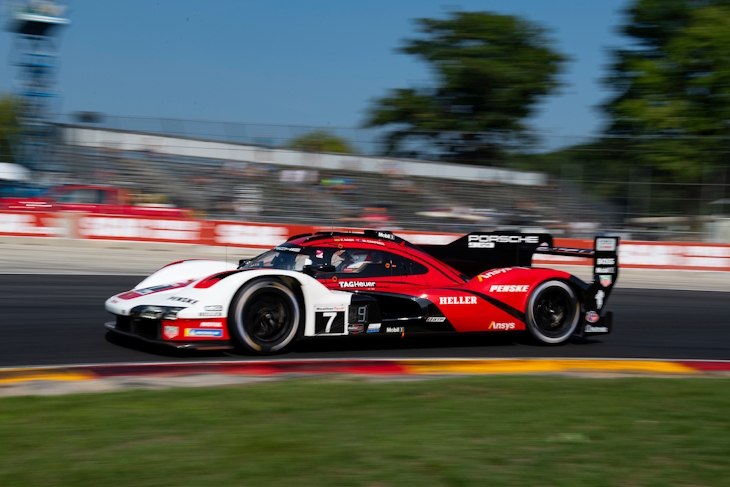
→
(0, 94, 20, 163)
(365, 11, 567, 165)
(604, 1, 730, 184)
(287, 130, 357, 154)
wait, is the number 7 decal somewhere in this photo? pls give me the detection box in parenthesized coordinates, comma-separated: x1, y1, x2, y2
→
(322, 312, 337, 333)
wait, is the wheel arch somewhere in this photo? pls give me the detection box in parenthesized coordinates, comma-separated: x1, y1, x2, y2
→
(227, 275, 305, 354)
(524, 278, 581, 344)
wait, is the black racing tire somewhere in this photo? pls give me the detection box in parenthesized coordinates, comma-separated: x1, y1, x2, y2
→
(525, 280, 580, 345)
(228, 278, 301, 354)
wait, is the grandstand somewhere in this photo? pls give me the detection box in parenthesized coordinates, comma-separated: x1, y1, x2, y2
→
(49, 123, 620, 237)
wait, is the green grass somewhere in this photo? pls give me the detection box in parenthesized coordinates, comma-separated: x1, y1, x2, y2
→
(1, 376, 730, 486)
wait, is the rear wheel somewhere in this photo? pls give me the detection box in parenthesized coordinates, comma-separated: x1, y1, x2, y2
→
(525, 280, 579, 344)
(229, 278, 300, 354)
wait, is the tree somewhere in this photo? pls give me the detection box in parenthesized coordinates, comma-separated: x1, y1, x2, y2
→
(364, 11, 567, 165)
(604, 1, 730, 193)
(0, 95, 20, 163)
(287, 130, 357, 154)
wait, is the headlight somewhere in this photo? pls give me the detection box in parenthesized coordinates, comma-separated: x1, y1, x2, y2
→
(163, 307, 184, 321)
(133, 306, 184, 320)
(139, 306, 164, 320)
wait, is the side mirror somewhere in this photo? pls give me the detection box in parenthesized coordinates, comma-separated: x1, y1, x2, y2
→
(302, 264, 337, 276)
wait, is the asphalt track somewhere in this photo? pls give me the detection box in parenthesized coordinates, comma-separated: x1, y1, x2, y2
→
(1, 274, 729, 367)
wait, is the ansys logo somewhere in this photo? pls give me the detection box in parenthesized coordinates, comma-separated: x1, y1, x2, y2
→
(488, 321, 515, 330)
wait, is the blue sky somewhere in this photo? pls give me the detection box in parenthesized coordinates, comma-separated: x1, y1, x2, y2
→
(1, 0, 630, 145)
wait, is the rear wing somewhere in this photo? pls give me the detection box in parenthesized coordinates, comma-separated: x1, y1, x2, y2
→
(534, 236, 620, 290)
(419, 232, 619, 286)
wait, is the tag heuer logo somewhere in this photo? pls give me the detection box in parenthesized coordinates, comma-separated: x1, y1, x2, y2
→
(163, 325, 179, 339)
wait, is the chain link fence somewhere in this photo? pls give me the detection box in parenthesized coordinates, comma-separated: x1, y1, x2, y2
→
(1, 112, 729, 242)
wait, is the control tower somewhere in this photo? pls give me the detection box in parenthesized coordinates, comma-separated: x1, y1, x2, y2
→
(4, 1, 69, 169)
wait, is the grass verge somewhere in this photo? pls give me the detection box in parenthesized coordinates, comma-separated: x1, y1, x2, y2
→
(1, 376, 729, 486)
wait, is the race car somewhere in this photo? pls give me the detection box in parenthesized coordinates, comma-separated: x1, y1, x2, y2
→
(104, 230, 619, 354)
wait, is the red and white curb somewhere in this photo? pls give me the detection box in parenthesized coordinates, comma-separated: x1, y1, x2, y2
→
(2, 358, 730, 388)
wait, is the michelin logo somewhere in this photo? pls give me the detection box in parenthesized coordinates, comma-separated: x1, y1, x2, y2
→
(184, 329, 223, 337)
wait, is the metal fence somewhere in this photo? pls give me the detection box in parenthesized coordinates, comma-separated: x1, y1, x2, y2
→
(1, 113, 729, 242)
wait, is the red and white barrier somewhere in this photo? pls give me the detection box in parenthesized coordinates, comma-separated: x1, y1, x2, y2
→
(1, 211, 729, 271)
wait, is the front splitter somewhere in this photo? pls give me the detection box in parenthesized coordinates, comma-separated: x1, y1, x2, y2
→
(104, 322, 235, 351)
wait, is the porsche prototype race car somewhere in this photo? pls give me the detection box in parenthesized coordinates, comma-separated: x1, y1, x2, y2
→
(104, 230, 619, 354)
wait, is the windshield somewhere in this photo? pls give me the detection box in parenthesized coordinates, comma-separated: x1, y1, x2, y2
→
(244, 248, 310, 271)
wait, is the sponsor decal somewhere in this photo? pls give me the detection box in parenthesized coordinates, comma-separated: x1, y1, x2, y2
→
(0, 213, 64, 236)
(359, 239, 386, 246)
(214, 224, 287, 247)
(488, 321, 516, 330)
(348, 323, 364, 334)
(386, 326, 404, 333)
(595, 267, 616, 274)
(199, 322, 223, 328)
(315, 305, 346, 312)
(205, 305, 223, 311)
(596, 258, 615, 266)
(596, 238, 617, 252)
(377, 231, 396, 240)
(167, 296, 198, 305)
(479, 268, 512, 280)
(315, 250, 324, 259)
(468, 235, 539, 249)
(585, 311, 600, 323)
(117, 279, 195, 300)
(78, 217, 202, 241)
(163, 325, 179, 339)
(275, 246, 300, 252)
(426, 316, 447, 323)
(595, 290, 605, 310)
(489, 285, 529, 293)
(439, 296, 477, 305)
(585, 325, 609, 333)
(184, 328, 223, 337)
(339, 281, 376, 288)
(600, 275, 613, 287)
(367, 323, 381, 333)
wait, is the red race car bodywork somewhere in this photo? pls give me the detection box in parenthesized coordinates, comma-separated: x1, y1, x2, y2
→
(105, 229, 619, 353)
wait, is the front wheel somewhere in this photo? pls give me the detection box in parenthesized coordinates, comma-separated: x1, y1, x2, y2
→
(229, 278, 301, 354)
(525, 280, 579, 344)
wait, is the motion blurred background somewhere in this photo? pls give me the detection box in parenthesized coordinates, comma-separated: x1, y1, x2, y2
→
(1, 0, 730, 242)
